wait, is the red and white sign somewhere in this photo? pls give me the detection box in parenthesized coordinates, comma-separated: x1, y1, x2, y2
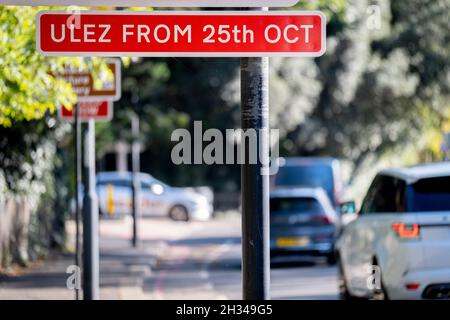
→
(37, 11, 326, 57)
(59, 100, 113, 121)
(2, 0, 299, 7)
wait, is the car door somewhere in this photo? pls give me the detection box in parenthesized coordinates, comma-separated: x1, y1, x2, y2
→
(140, 179, 167, 216)
(344, 175, 407, 296)
(340, 177, 380, 295)
(107, 178, 133, 216)
(361, 176, 409, 290)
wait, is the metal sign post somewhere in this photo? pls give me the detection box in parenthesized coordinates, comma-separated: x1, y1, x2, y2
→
(241, 57, 271, 299)
(82, 119, 100, 300)
(240, 8, 270, 300)
(130, 113, 141, 247)
(73, 104, 82, 300)
(57, 62, 120, 300)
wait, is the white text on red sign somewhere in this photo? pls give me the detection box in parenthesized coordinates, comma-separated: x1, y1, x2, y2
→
(37, 11, 326, 57)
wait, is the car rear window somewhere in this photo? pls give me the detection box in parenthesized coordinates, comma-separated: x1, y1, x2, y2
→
(409, 176, 450, 212)
(270, 197, 324, 215)
(274, 165, 334, 202)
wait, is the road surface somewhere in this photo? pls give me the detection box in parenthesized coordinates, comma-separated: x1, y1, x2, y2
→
(142, 213, 339, 300)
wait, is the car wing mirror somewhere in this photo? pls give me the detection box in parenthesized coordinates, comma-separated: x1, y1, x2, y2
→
(339, 201, 358, 225)
(340, 201, 357, 215)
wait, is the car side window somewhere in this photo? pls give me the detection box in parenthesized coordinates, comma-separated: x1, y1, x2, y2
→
(360, 175, 406, 214)
(141, 180, 151, 189)
(393, 178, 407, 212)
(360, 176, 381, 214)
(100, 179, 131, 188)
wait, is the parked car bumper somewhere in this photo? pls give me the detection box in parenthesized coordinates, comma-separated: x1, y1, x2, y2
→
(386, 267, 450, 300)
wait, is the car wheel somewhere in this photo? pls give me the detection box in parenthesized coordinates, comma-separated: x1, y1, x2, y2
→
(169, 205, 189, 222)
(337, 256, 358, 300)
(372, 285, 388, 300)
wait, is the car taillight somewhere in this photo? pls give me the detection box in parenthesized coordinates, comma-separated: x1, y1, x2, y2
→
(391, 223, 420, 238)
(311, 215, 332, 225)
(405, 283, 420, 290)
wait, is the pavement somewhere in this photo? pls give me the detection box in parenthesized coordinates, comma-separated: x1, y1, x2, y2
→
(0, 212, 338, 300)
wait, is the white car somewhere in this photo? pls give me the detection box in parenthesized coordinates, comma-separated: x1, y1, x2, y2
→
(96, 171, 213, 221)
(336, 163, 450, 299)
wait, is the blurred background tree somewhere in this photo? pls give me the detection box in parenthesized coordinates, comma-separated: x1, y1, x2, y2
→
(98, 0, 450, 197)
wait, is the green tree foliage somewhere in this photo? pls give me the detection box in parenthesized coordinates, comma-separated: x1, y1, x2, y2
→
(0, 6, 77, 127)
(0, 6, 112, 186)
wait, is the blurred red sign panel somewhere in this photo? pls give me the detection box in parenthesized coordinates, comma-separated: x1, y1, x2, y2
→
(37, 11, 326, 57)
(59, 101, 112, 122)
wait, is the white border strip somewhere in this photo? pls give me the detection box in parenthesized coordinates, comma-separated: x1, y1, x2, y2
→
(36, 10, 326, 58)
(2, 0, 300, 7)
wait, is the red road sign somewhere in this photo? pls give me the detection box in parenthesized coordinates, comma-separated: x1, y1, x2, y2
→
(59, 100, 113, 121)
(37, 11, 326, 57)
(2, 0, 299, 7)
(54, 59, 121, 101)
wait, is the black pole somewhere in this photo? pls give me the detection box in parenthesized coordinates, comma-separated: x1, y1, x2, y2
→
(131, 113, 141, 247)
(240, 8, 270, 300)
(74, 104, 82, 300)
(82, 119, 100, 300)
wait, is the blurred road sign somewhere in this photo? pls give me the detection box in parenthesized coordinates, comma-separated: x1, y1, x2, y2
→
(55, 60, 121, 101)
(1, 0, 299, 7)
(59, 100, 113, 121)
(37, 11, 326, 57)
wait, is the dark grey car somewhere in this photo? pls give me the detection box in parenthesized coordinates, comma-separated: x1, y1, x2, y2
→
(272, 157, 343, 209)
(270, 187, 339, 265)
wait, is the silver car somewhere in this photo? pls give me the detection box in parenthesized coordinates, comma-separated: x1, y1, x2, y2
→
(96, 171, 213, 221)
